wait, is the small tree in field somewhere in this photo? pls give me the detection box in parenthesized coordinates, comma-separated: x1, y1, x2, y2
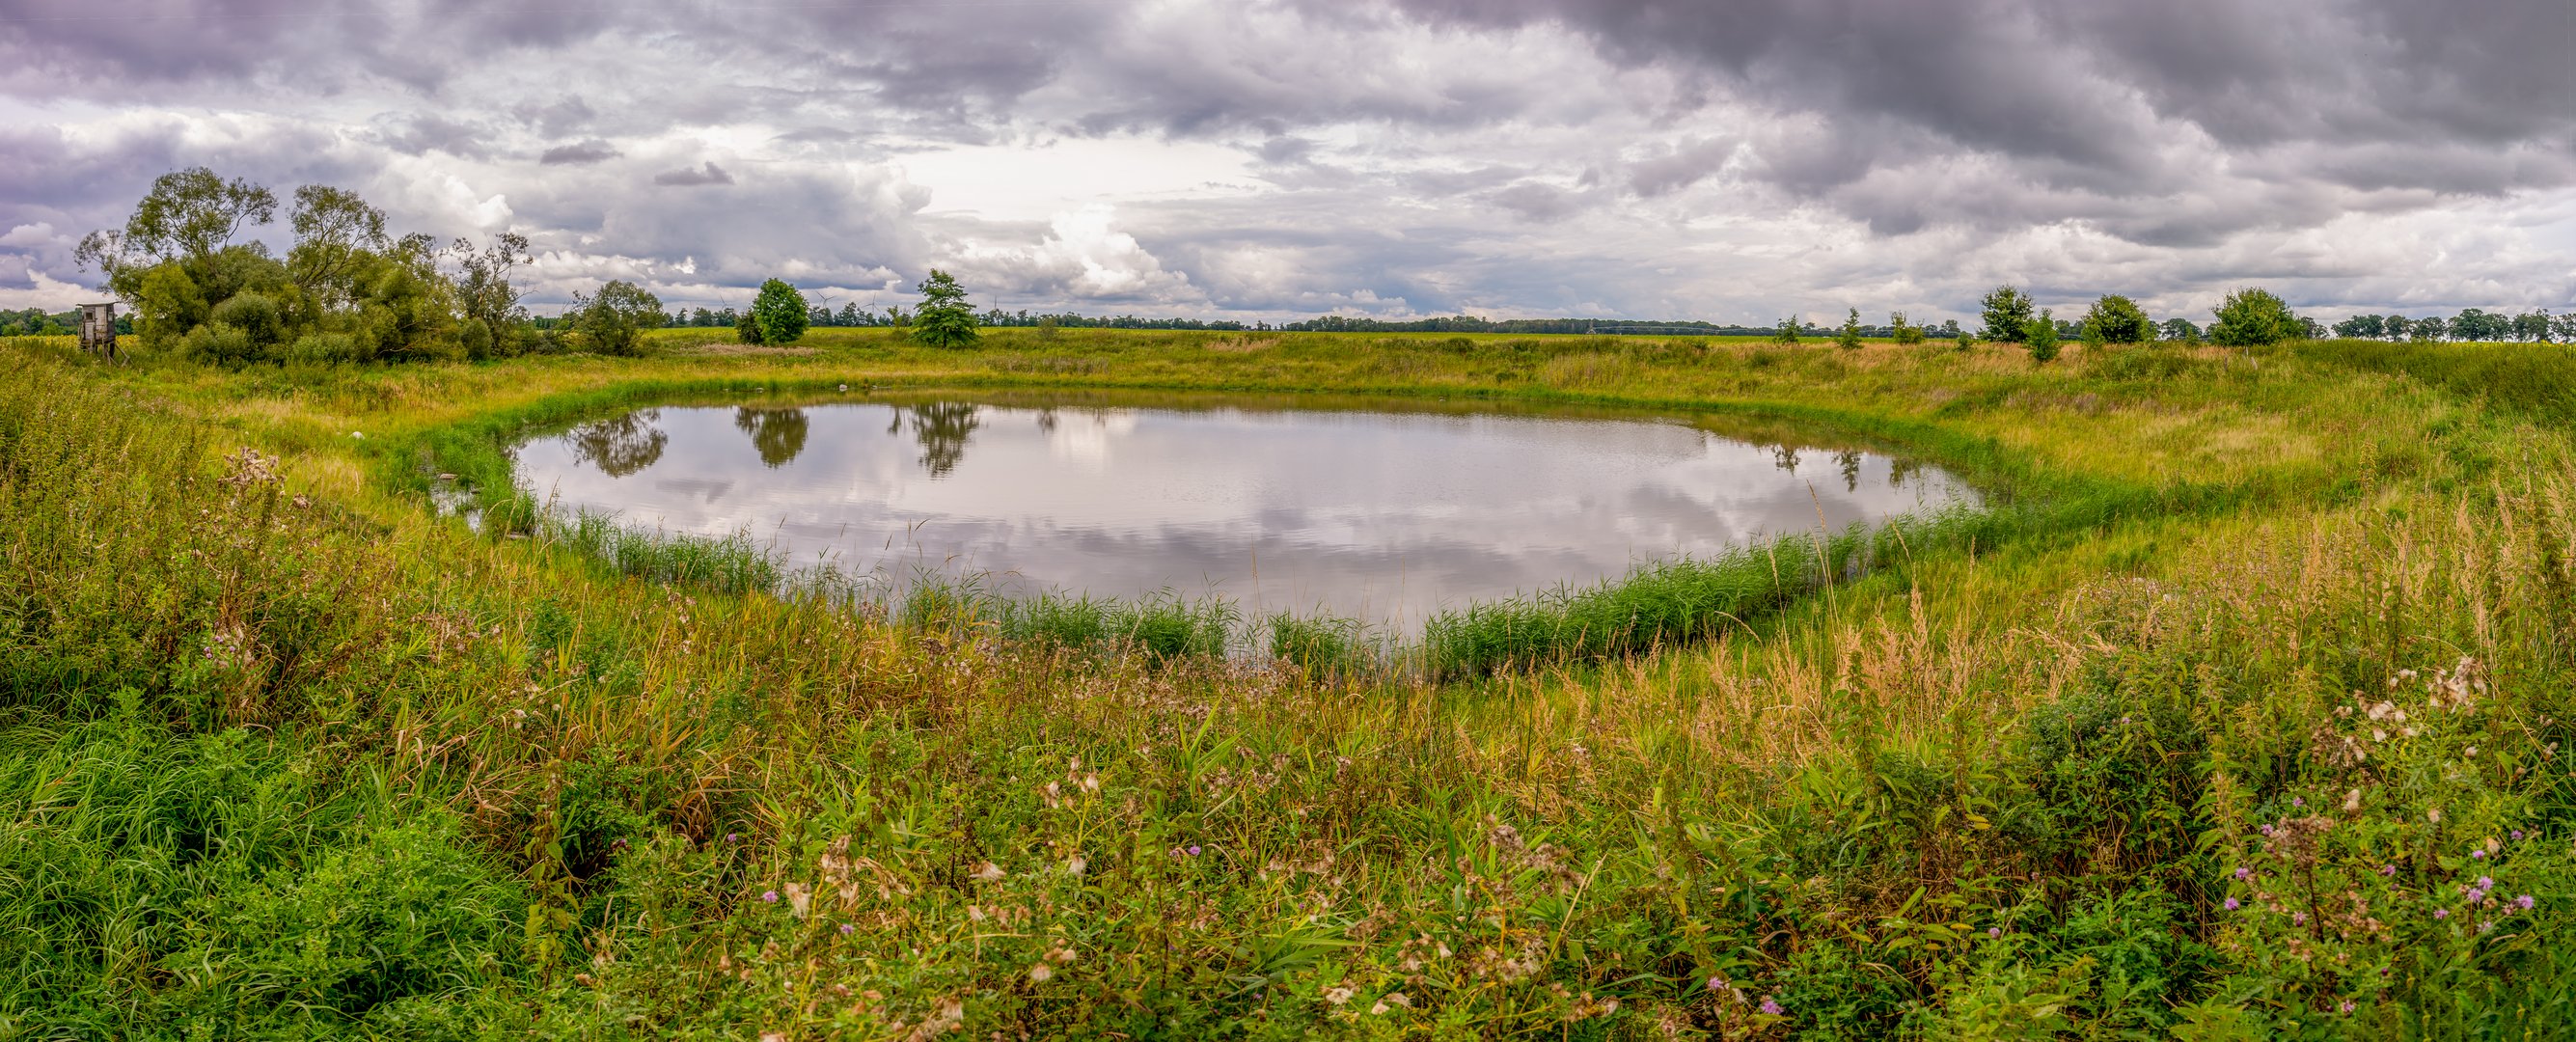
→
(1890, 311, 1925, 344)
(1836, 309, 1864, 350)
(2082, 294, 2152, 344)
(1955, 326, 1975, 352)
(568, 280, 664, 356)
(2025, 309, 2060, 363)
(910, 269, 979, 348)
(1772, 316, 1800, 345)
(1980, 285, 2034, 343)
(750, 279, 809, 345)
(2209, 288, 2296, 347)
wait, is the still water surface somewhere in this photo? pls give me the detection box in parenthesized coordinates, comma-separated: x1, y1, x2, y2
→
(513, 396, 1974, 629)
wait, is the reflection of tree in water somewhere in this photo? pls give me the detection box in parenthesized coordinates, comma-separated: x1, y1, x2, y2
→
(1836, 450, 1863, 493)
(1888, 457, 1920, 489)
(887, 402, 982, 478)
(732, 407, 810, 469)
(569, 409, 667, 477)
(1771, 446, 1801, 474)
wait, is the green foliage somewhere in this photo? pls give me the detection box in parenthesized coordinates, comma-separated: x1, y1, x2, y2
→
(1773, 315, 1801, 344)
(2084, 294, 2152, 344)
(910, 269, 980, 348)
(750, 278, 809, 345)
(2025, 309, 2060, 363)
(1838, 308, 1865, 350)
(1892, 311, 1926, 344)
(1982, 285, 2036, 343)
(566, 280, 664, 357)
(2211, 288, 2298, 347)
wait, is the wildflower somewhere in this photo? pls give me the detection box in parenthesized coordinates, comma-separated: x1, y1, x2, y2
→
(2480, 921, 2495, 935)
(2511, 830, 2526, 841)
(2434, 909, 2450, 919)
(1706, 976, 1723, 991)
(1188, 845, 1202, 856)
(726, 833, 738, 842)
(2234, 866, 2252, 881)
(2518, 895, 2535, 911)
(1987, 927, 2002, 939)
(2292, 912, 2309, 925)
(2224, 898, 2240, 911)
(2428, 809, 2443, 824)
(2478, 876, 2494, 890)
(761, 890, 779, 903)
(1759, 998, 1784, 1016)
(1029, 963, 1054, 983)
(972, 862, 1006, 882)
(1324, 985, 1356, 1006)
(2341, 1001, 2356, 1014)
(840, 923, 855, 935)
(2261, 824, 2275, 836)
(2293, 797, 2305, 809)
(2471, 849, 2486, 860)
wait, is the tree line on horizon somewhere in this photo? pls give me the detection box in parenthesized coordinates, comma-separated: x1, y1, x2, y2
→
(52, 167, 2575, 361)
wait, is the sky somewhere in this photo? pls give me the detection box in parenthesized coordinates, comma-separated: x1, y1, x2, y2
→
(2, 0, 2572, 325)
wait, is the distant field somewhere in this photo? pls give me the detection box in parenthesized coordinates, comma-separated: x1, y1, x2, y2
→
(5, 330, 2572, 1037)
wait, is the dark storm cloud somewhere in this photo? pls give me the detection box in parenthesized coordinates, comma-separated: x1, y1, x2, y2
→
(540, 140, 622, 166)
(652, 162, 734, 187)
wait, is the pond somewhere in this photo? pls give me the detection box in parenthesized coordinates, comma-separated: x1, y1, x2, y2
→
(510, 393, 1975, 631)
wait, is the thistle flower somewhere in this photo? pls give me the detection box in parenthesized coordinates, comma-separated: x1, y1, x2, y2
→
(2434, 908, 2450, 919)
(840, 923, 855, 935)
(2511, 830, 2525, 841)
(761, 890, 779, 903)
(2234, 866, 2252, 881)
(2224, 898, 2240, 911)
(1987, 927, 2002, 939)
(2379, 864, 2396, 877)
(2517, 895, 2535, 911)
(1188, 845, 1202, 856)
(2471, 849, 2486, 860)
(1759, 998, 1784, 1016)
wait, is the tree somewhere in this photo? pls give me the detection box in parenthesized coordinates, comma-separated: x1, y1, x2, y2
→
(286, 184, 389, 305)
(450, 233, 532, 359)
(1772, 316, 1800, 345)
(2024, 309, 2060, 363)
(1979, 286, 2035, 343)
(1955, 325, 1975, 352)
(910, 269, 980, 348)
(2160, 317, 2202, 343)
(1890, 311, 1925, 344)
(1836, 308, 1864, 350)
(2081, 294, 2152, 344)
(2512, 310, 2552, 343)
(2209, 288, 2296, 347)
(2553, 313, 2576, 345)
(76, 166, 278, 286)
(568, 280, 664, 356)
(2447, 308, 2509, 343)
(2332, 314, 2385, 340)
(750, 279, 809, 345)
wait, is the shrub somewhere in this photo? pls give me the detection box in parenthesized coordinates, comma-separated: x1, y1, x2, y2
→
(2026, 310, 2060, 363)
(1982, 285, 2035, 343)
(749, 278, 808, 345)
(566, 280, 663, 356)
(2210, 288, 2297, 347)
(2082, 294, 2153, 344)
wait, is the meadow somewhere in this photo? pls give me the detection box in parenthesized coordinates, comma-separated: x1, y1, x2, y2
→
(3, 326, 2573, 1039)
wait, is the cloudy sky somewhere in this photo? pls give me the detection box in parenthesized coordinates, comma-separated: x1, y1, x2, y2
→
(3, 0, 2572, 324)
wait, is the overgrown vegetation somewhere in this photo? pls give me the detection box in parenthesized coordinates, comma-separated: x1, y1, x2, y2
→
(4, 328, 2572, 1037)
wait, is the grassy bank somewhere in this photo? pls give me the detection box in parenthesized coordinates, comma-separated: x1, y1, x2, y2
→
(4, 331, 2573, 1038)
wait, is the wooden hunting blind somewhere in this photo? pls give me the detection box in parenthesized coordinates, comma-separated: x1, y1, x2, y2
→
(77, 301, 116, 358)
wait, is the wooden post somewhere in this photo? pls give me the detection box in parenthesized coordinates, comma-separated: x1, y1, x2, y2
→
(77, 302, 117, 361)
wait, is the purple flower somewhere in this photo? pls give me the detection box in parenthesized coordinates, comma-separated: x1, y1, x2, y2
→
(2292, 912, 2309, 925)
(761, 890, 779, 903)
(2518, 895, 2536, 911)
(2261, 824, 2275, 836)
(726, 833, 738, 842)
(2511, 830, 2525, 841)
(2340, 1001, 2356, 1014)
(2224, 898, 2240, 911)
(2478, 876, 2494, 889)
(1188, 844, 1202, 856)
(1987, 927, 2002, 939)
(2380, 864, 2397, 877)
(2293, 797, 2305, 808)
(1759, 998, 1784, 1016)
(1706, 976, 1723, 992)
(2471, 849, 2486, 860)
(2434, 908, 2450, 919)
(2234, 866, 2252, 881)
(840, 923, 855, 935)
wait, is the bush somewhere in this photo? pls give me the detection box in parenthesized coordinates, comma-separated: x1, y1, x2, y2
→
(2210, 288, 2297, 347)
(1983, 285, 2036, 343)
(566, 280, 663, 356)
(2026, 310, 2061, 363)
(749, 278, 808, 345)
